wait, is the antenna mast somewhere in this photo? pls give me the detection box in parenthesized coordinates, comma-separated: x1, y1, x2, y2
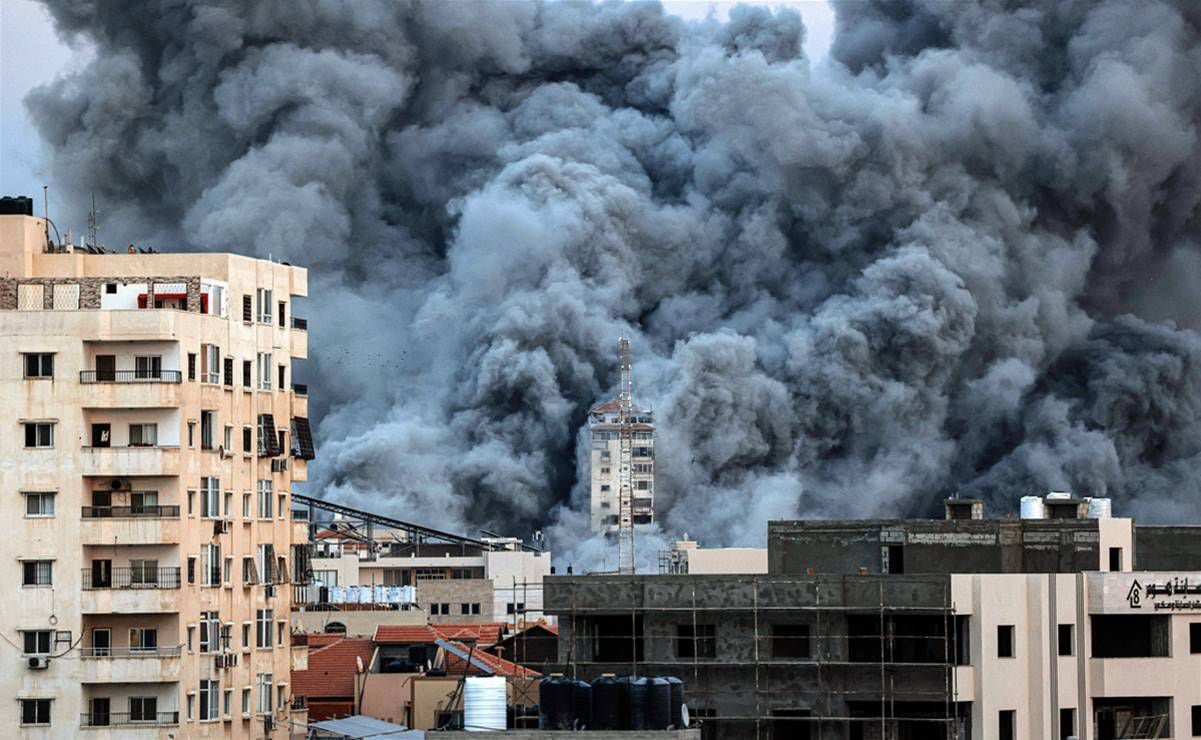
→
(87, 193, 98, 247)
(617, 337, 635, 574)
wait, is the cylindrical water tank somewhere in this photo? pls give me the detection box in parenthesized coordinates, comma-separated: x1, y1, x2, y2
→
(643, 677, 672, 730)
(1087, 497, 1112, 519)
(464, 676, 507, 732)
(662, 676, 685, 728)
(628, 677, 650, 730)
(538, 675, 574, 730)
(572, 679, 592, 729)
(591, 675, 623, 731)
(1020, 495, 1046, 519)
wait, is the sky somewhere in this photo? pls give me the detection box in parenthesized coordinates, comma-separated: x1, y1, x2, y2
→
(0, 1, 835, 215)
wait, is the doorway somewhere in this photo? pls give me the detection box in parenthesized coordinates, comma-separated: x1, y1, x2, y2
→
(95, 354, 115, 382)
(91, 424, 111, 448)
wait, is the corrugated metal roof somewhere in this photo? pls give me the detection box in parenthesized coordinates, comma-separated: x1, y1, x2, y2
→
(309, 715, 424, 738)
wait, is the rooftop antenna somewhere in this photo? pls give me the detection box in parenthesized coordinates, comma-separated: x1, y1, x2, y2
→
(617, 337, 635, 575)
(87, 193, 98, 248)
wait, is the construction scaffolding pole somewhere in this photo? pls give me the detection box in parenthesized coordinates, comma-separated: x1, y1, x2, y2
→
(616, 338, 635, 574)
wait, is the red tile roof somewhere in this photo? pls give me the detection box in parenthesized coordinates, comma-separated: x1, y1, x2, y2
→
(373, 625, 441, 644)
(432, 623, 507, 646)
(372, 622, 508, 646)
(306, 633, 346, 649)
(292, 637, 375, 698)
(442, 640, 541, 678)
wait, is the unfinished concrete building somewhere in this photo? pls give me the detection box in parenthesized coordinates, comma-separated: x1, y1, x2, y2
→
(545, 495, 1201, 740)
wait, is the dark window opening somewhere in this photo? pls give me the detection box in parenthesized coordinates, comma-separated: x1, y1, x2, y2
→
(848, 614, 953, 664)
(591, 615, 644, 663)
(997, 625, 1015, 658)
(187, 353, 196, 381)
(1191, 623, 1201, 654)
(1192, 705, 1201, 737)
(770, 709, 811, 740)
(885, 544, 904, 574)
(1095, 698, 1170, 740)
(676, 623, 716, 659)
(1091, 615, 1170, 658)
(1109, 547, 1123, 571)
(242, 360, 252, 387)
(1060, 707, 1076, 740)
(1058, 624, 1074, 656)
(999, 710, 1015, 740)
(771, 624, 811, 659)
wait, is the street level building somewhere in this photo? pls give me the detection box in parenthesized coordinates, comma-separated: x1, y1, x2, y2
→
(546, 494, 1201, 740)
(0, 203, 314, 737)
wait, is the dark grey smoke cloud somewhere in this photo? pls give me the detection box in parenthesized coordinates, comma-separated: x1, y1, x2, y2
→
(26, 0, 1201, 567)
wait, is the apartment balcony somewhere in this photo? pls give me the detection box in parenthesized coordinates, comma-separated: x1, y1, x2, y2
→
(292, 384, 309, 417)
(80, 711, 179, 729)
(80, 506, 182, 545)
(291, 319, 308, 358)
(80, 567, 182, 614)
(79, 370, 182, 408)
(81, 446, 181, 478)
(79, 646, 182, 683)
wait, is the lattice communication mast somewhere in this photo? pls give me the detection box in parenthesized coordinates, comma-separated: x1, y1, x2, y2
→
(617, 337, 636, 574)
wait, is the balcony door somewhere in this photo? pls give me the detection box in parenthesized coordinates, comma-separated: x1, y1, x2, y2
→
(92, 629, 111, 657)
(91, 559, 112, 588)
(91, 491, 112, 517)
(91, 423, 111, 448)
(89, 697, 110, 727)
(95, 355, 115, 382)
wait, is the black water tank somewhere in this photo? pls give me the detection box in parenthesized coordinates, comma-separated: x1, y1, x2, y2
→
(628, 677, 650, 730)
(539, 675, 575, 730)
(572, 679, 592, 729)
(591, 674, 623, 730)
(662, 676, 685, 727)
(643, 677, 671, 730)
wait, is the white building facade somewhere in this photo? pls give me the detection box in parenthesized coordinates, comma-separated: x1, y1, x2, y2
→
(588, 399, 654, 534)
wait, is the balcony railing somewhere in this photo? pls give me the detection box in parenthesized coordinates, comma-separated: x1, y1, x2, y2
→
(292, 382, 308, 396)
(80, 370, 182, 384)
(81, 645, 182, 658)
(80, 711, 179, 728)
(82, 505, 180, 519)
(81, 567, 181, 590)
(292, 316, 308, 331)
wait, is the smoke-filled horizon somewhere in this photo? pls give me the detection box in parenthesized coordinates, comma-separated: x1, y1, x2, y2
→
(25, 0, 1201, 569)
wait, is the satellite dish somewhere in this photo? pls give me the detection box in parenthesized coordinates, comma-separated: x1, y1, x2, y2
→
(681, 704, 690, 727)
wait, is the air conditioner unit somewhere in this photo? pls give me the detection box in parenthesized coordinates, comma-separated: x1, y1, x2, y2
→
(27, 656, 49, 670)
(218, 445, 233, 459)
(108, 479, 130, 492)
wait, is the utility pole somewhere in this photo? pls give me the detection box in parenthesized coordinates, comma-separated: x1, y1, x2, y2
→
(617, 338, 635, 574)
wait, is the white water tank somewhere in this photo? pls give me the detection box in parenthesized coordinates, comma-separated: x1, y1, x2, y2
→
(1020, 496, 1046, 520)
(1087, 497, 1112, 519)
(1045, 491, 1072, 500)
(464, 676, 507, 731)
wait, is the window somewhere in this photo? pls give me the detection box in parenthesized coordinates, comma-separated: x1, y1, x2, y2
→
(187, 352, 197, 380)
(200, 477, 220, 518)
(187, 489, 196, 515)
(636, 480, 651, 490)
(257, 480, 273, 519)
(187, 556, 196, 584)
(223, 689, 232, 719)
(130, 696, 157, 723)
(187, 626, 195, 652)
(223, 357, 233, 386)
(199, 611, 220, 653)
(23, 353, 53, 378)
(278, 301, 286, 327)
(105, 283, 117, 294)
(771, 624, 811, 659)
(242, 622, 252, 649)
(242, 360, 252, 387)
(258, 544, 275, 584)
(242, 687, 251, 716)
(200, 410, 215, 449)
(187, 421, 196, 448)
(1193, 705, 1201, 737)
(243, 426, 252, 453)
(1191, 623, 1201, 653)
(505, 602, 525, 614)
(186, 692, 194, 721)
(224, 490, 233, 518)
(256, 288, 273, 323)
(997, 625, 1015, 658)
(202, 544, 221, 586)
(23, 560, 52, 586)
(134, 355, 162, 379)
(199, 679, 219, 720)
(243, 493, 252, 519)
(257, 673, 273, 713)
(278, 493, 286, 519)
(242, 294, 253, 323)
(1060, 707, 1076, 740)
(130, 559, 159, 585)
(24, 492, 55, 517)
(129, 423, 158, 447)
(22, 630, 52, 654)
(600, 467, 610, 475)
(224, 425, 233, 452)
(256, 609, 273, 648)
(130, 628, 158, 652)
(20, 699, 50, 726)
(1109, 547, 1123, 571)
(278, 364, 286, 390)
(202, 344, 220, 384)
(999, 710, 1015, 740)
(600, 484, 610, 492)
(677, 624, 717, 659)
(257, 352, 272, 390)
(460, 603, 481, 615)
(1058, 624, 1074, 656)
(23, 422, 54, 448)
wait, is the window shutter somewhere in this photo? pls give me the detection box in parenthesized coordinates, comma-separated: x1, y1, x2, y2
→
(188, 353, 197, 381)
(291, 417, 316, 460)
(223, 358, 233, 386)
(242, 295, 252, 323)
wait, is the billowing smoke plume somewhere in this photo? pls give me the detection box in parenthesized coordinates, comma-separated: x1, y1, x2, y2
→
(26, 0, 1201, 567)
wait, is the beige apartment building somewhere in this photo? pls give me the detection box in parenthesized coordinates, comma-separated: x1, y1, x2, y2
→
(0, 206, 313, 737)
(588, 398, 654, 534)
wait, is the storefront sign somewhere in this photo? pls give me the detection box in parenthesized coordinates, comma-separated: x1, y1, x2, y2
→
(1090, 572, 1201, 613)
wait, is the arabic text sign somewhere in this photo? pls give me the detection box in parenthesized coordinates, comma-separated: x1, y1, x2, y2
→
(1089, 572, 1201, 614)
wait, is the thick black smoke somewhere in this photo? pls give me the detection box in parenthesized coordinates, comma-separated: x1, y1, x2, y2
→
(26, 1, 1201, 567)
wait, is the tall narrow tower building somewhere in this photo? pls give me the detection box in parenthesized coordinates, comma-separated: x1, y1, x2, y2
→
(588, 341, 654, 536)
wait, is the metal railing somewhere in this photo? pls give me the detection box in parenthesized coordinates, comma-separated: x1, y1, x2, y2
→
(79, 370, 182, 384)
(80, 711, 179, 727)
(292, 316, 308, 331)
(81, 567, 181, 590)
(82, 505, 180, 519)
(81, 645, 182, 658)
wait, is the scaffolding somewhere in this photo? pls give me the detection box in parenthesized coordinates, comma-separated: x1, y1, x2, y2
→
(547, 574, 963, 740)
